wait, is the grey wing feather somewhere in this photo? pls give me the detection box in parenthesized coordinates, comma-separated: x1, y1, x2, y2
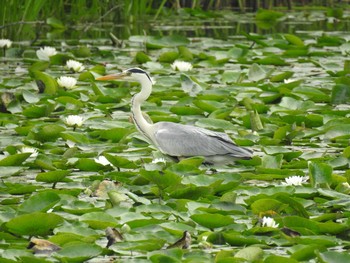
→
(153, 122, 252, 158)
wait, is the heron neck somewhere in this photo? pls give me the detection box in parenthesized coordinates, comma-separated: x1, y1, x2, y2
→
(131, 80, 153, 139)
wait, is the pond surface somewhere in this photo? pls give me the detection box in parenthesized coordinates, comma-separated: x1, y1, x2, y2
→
(1, 9, 350, 263)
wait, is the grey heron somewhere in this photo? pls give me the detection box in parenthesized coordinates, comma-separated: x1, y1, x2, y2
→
(96, 68, 253, 164)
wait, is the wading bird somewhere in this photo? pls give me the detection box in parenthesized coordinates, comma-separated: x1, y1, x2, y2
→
(97, 68, 252, 164)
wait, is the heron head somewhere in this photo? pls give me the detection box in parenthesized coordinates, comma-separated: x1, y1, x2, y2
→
(96, 67, 152, 83)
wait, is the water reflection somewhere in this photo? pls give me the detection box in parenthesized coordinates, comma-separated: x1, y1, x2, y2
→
(1, 11, 350, 43)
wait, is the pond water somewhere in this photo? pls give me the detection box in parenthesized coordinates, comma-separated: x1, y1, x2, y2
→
(5, 10, 350, 41)
(1, 8, 350, 263)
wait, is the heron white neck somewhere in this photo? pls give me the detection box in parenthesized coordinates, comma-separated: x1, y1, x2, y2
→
(131, 77, 153, 139)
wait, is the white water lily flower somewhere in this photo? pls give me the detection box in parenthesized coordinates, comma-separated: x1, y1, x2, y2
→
(152, 157, 166, 164)
(0, 39, 12, 48)
(66, 59, 85, 72)
(36, 46, 57, 61)
(262, 216, 279, 228)
(282, 176, 308, 186)
(19, 146, 38, 157)
(94, 156, 112, 166)
(171, 60, 193, 72)
(64, 115, 84, 127)
(57, 76, 77, 89)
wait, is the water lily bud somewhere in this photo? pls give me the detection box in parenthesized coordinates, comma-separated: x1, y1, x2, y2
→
(121, 223, 131, 233)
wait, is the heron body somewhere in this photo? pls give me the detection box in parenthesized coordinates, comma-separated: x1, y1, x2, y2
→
(97, 68, 252, 164)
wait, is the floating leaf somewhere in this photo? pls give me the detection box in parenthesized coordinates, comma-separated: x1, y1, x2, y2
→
(284, 34, 304, 46)
(260, 154, 283, 169)
(190, 213, 233, 228)
(31, 71, 58, 94)
(256, 56, 288, 66)
(141, 170, 182, 190)
(22, 90, 40, 103)
(158, 51, 179, 63)
(170, 105, 204, 116)
(36, 170, 70, 184)
(223, 232, 262, 246)
(270, 71, 294, 82)
(180, 74, 203, 97)
(308, 162, 333, 187)
(54, 242, 102, 262)
(251, 198, 287, 214)
(234, 246, 263, 261)
(116, 239, 166, 252)
(104, 153, 137, 169)
(22, 104, 54, 118)
(76, 158, 109, 171)
(0, 153, 31, 166)
(80, 212, 118, 229)
(178, 46, 193, 60)
(135, 51, 151, 64)
(318, 251, 350, 263)
(265, 255, 299, 263)
(6, 212, 63, 236)
(324, 124, 350, 139)
(146, 35, 190, 49)
(96, 127, 130, 142)
(291, 244, 326, 261)
(283, 216, 319, 235)
(19, 191, 60, 213)
(331, 84, 350, 104)
(248, 63, 266, 82)
(72, 46, 91, 58)
(0, 166, 25, 177)
(33, 124, 65, 142)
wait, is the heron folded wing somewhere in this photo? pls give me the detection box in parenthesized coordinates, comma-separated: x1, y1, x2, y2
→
(153, 122, 251, 158)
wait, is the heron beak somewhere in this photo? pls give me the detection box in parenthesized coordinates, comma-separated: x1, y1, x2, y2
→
(96, 72, 127, 81)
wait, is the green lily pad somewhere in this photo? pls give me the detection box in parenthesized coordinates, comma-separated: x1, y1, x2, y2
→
(104, 153, 137, 169)
(0, 166, 25, 177)
(33, 124, 66, 142)
(223, 232, 262, 246)
(284, 34, 304, 46)
(234, 246, 263, 261)
(31, 71, 58, 94)
(19, 191, 60, 213)
(80, 212, 118, 229)
(190, 213, 234, 228)
(54, 242, 102, 262)
(36, 170, 70, 184)
(318, 251, 350, 263)
(308, 162, 333, 187)
(6, 212, 64, 236)
(0, 153, 31, 166)
(251, 198, 287, 214)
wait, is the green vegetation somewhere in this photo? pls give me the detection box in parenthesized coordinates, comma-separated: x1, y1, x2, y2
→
(0, 3, 350, 263)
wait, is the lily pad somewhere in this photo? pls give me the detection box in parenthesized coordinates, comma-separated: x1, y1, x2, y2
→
(190, 213, 234, 228)
(6, 212, 64, 236)
(0, 153, 31, 166)
(54, 242, 102, 262)
(19, 191, 60, 213)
